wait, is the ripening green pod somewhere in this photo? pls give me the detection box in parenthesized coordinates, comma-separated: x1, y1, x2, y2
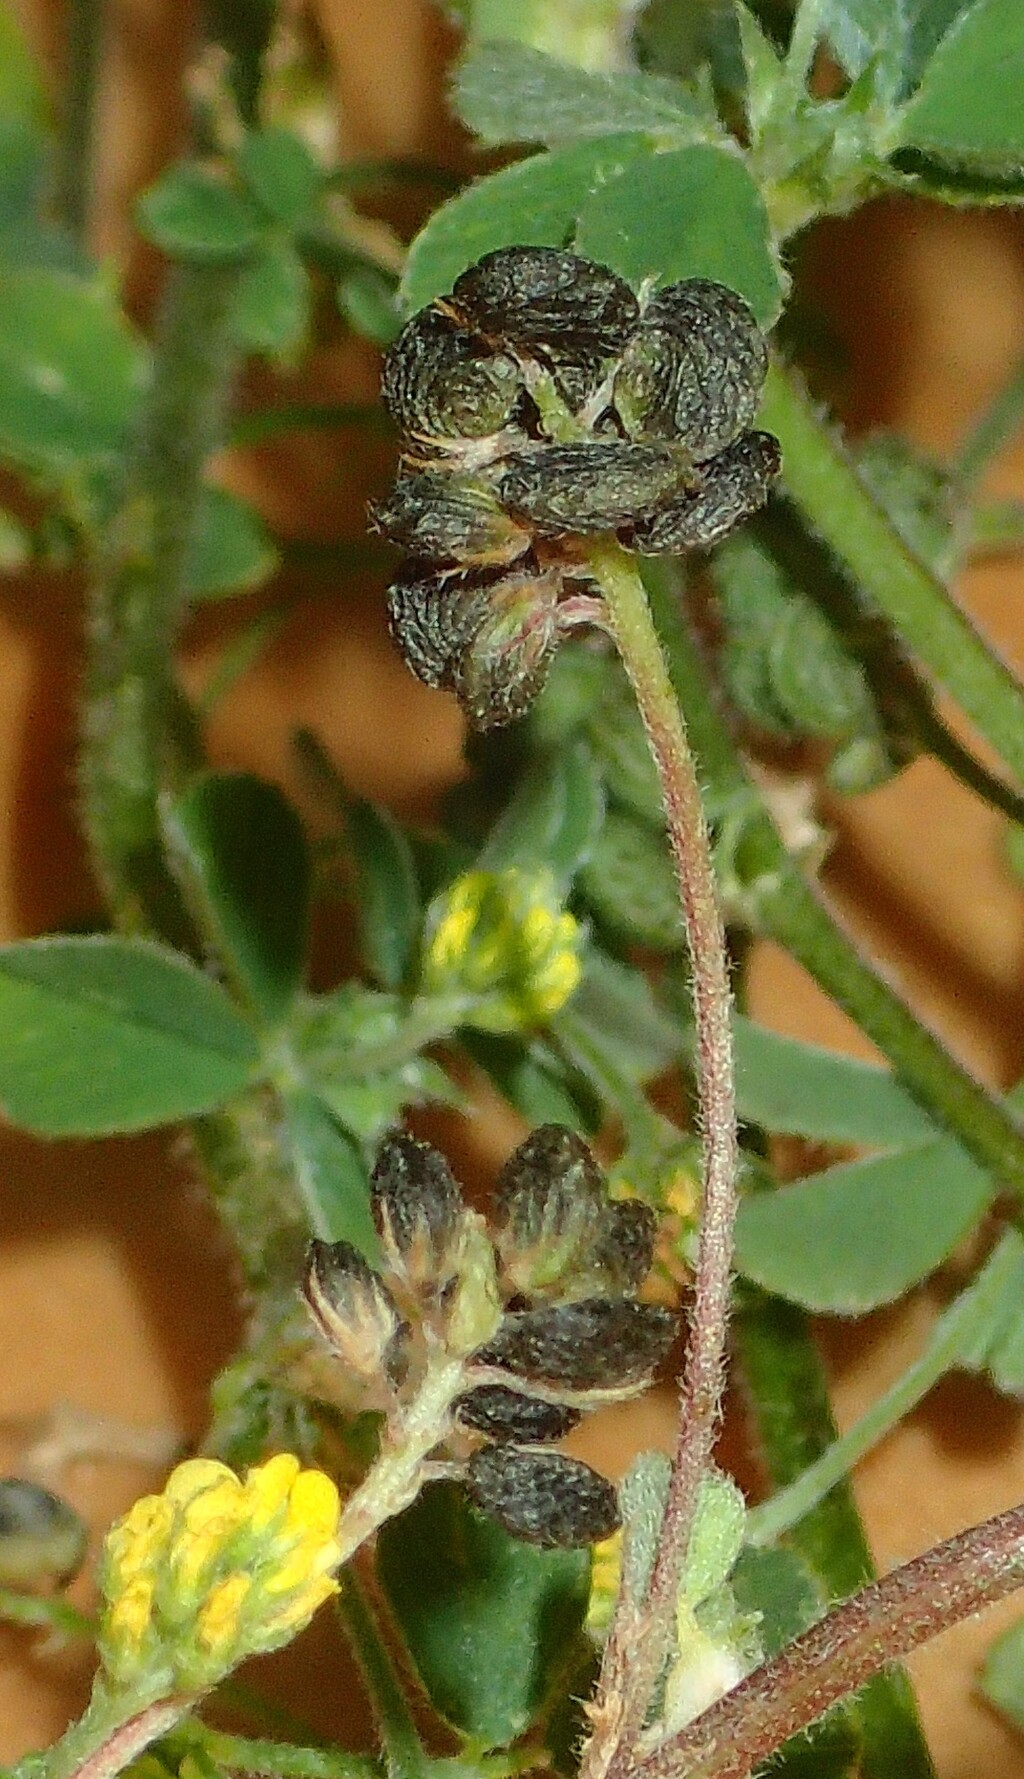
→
(466, 1445, 620, 1547)
(0, 1479, 88, 1588)
(614, 280, 768, 461)
(371, 471, 531, 566)
(629, 432, 781, 555)
(303, 1238, 407, 1385)
(475, 1298, 677, 1394)
(448, 246, 639, 362)
(454, 1384, 582, 1444)
(494, 1123, 605, 1295)
(381, 304, 524, 444)
(499, 441, 691, 536)
(371, 1131, 464, 1293)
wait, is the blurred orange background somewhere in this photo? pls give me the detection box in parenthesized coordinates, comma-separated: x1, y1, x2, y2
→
(2, 3, 1024, 1773)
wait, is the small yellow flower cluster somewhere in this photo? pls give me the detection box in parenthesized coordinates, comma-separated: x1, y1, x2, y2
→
(422, 868, 582, 1031)
(99, 1454, 342, 1695)
(585, 1529, 622, 1638)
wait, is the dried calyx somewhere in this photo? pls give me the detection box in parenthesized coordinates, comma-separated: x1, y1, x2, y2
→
(375, 246, 781, 728)
(303, 1124, 677, 1549)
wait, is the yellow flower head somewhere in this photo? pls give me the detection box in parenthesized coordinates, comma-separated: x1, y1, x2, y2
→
(586, 1529, 622, 1638)
(99, 1454, 343, 1694)
(422, 869, 582, 1031)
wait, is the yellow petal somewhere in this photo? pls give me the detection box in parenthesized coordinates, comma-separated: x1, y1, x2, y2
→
(195, 1570, 252, 1656)
(283, 1468, 340, 1539)
(163, 1459, 237, 1506)
(244, 1453, 301, 1530)
(106, 1573, 155, 1649)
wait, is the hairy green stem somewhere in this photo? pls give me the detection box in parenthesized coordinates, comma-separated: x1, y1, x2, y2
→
(337, 1571, 431, 1779)
(37, 1688, 193, 1779)
(734, 1289, 936, 1779)
(582, 541, 739, 1776)
(187, 1725, 379, 1779)
(955, 352, 1024, 491)
(53, 0, 104, 245)
(645, 563, 1024, 1198)
(81, 258, 243, 931)
(635, 1502, 1024, 1779)
(760, 361, 1024, 788)
(747, 1231, 1023, 1549)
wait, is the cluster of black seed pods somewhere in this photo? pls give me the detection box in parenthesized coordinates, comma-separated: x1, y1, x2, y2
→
(304, 1125, 677, 1548)
(374, 245, 781, 729)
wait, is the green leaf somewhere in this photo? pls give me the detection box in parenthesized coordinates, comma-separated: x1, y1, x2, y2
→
(293, 985, 460, 1143)
(137, 163, 261, 262)
(281, 1086, 380, 1257)
(980, 1613, 1024, 1734)
(574, 143, 784, 326)
(164, 773, 310, 1026)
(0, 270, 144, 478)
(452, 41, 722, 147)
(236, 127, 321, 227)
(731, 1545, 822, 1658)
(462, 1031, 600, 1134)
(578, 808, 683, 951)
(820, 0, 971, 94)
(401, 133, 653, 315)
(734, 1136, 996, 1313)
(338, 264, 402, 344)
(552, 946, 681, 1089)
(732, 1016, 939, 1148)
(0, 936, 258, 1135)
(230, 236, 310, 358)
(475, 741, 605, 892)
(898, 0, 1024, 174)
(185, 485, 279, 600)
(376, 1481, 590, 1745)
(957, 1227, 1024, 1397)
(345, 799, 422, 991)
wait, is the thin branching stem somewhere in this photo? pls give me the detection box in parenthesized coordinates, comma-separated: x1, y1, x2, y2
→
(581, 541, 739, 1776)
(634, 1502, 1024, 1779)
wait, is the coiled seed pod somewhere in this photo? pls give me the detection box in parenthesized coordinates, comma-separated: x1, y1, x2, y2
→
(466, 1445, 620, 1547)
(372, 471, 531, 566)
(499, 441, 691, 536)
(449, 246, 639, 361)
(614, 279, 768, 461)
(304, 1239, 407, 1384)
(476, 1298, 677, 1393)
(454, 1385, 582, 1444)
(371, 1131, 464, 1291)
(386, 559, 562, 729)
(629, 431, 781, 555)
(381, 304, 524, 444)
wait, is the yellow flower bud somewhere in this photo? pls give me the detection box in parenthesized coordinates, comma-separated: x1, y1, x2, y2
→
(195, 1572, 252, 1656)
(422, 869, 582, 1031)
(586, 1530, 622, 1638)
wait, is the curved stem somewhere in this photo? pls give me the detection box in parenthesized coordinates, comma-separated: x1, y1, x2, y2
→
(580, 541, 739, 1774)
(645, 563, 1024, 1199)
(760, 360, 1024, 788)
(634, 1502, 1024, 1779)
(39, 1691, 193, 1779)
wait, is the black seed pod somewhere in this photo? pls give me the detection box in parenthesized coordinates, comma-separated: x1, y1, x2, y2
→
(371, 472, 531, 567)
(386, 561, 482, 691)
(629, 431, 781, 555)
(476, 1298, 677, 1393)
(494, 1124, 605, 1296)
(449, 246, 639, 361)
(452, 563, 563, 729)
(381, 304, 524, 443)
(467, 1445, 620, 1547)
(0, 1479, 87, 1588)
(593, 1198, 657, 1296)
(454, 1384, 582, 1443)
(303, 1238, 406, 1383)
(499, 441, 690, 536)
(614, 280, 768, 461)
(371, 1131, 463, 1289)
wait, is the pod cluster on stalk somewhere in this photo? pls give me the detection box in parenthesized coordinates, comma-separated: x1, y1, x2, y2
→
(374, 246, 780, 728)
(303, 1125, 678, 1548)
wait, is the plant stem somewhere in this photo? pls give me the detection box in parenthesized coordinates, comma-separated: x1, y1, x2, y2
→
(39, 1689, 193, 1779)
(747, 1229, 1023, 1548)
(645, 562, 1024, 1199)
(81, 258, 243, 932)
(955, 352, 1024, 491)
(733, 1288, 936, 1779)
(760, 360, 1024, 788)
(0, 1588, 94, 1639)
(581, 540, 739, 1774)
(53, 0, 104, 246)
(634, 1502, 1024, 1779)
(337, 1570, 431, 1779)
(187, 1725, 380, 1779)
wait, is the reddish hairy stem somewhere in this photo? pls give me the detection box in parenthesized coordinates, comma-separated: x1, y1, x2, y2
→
(581, 542, 739, 1776)
(634, 1502, 1024, 1779)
